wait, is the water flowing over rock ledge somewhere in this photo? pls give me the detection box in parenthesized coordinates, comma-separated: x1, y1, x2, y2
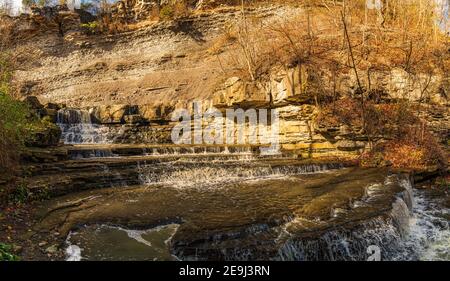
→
(21, 143, 352, 198)
(3, 2, 448, 261)
(49, 99, 449, 159)
(34, 166, 443, 261)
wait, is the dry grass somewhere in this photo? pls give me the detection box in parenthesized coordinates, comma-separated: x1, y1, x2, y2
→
(224, 1, 447, 79)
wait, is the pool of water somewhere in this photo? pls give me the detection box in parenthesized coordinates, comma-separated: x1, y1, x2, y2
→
(35, 163, 448, 261)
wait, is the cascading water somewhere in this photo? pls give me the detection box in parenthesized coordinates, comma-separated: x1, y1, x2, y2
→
(168, 174, 449, 261)
(56, 108, 112, 144)
(282, 177, 409, 261)
(390, 181, 450, 261)
(44, 126, 447, 262)
(59, 162, 449, 261)
(138, 161, 343, 189)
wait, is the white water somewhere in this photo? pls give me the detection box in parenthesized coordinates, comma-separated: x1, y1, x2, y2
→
(139, 163, 343, 189)
(65, 224, 180, 261)
(65, 231, 82, 261)
(57, 108, 113, 144)
(277, 176, 449, 261)
(65, 245, 82, 261)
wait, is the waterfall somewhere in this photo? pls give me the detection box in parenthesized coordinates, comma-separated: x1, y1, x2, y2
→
(139, 162, 343, 189)
(170, 174, 449, 261)
(275, 175, 416, 261)
(57, 108, 112, 144)
(277, 176, 448, 261)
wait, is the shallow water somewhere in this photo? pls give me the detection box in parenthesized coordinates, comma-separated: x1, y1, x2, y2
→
(43, 165, 443, 261)
(66, 224, 179, 261)
(64, 186, 449, 261)
(29, 152, 446, 262)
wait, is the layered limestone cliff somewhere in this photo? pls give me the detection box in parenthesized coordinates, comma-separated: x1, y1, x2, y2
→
(5, 3, 449, 158)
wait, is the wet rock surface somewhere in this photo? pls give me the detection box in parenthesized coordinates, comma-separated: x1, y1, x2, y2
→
(33, 167, 409, 260)
(20, 144, 351, 197)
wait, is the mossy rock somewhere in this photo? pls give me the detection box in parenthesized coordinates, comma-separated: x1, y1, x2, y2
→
(25, 118, 61, 148)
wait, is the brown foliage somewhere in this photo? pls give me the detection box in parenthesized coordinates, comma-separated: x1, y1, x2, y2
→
(362, 103, 446, 169)
(221, 0, 448, 86)
(319, 97, 447, 170)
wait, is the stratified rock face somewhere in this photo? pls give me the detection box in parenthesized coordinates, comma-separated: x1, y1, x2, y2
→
(9, 3, 448, 157)
(214, 64, 449, 108)
(110, 0, 204, 23)
(90, 105, 133, 124)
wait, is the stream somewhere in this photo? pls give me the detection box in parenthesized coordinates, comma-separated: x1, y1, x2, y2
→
(39, 108, 450, 261)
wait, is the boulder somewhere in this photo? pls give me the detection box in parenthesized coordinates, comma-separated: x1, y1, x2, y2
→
(44, 108, 59, 123)
(45, 245, 58, 254)
(335, 140, 366, 151)
(21, 95, 46, 117)
(25, 119, 62, 148)
(124, 114, 143, 124)
(138, 104, 174, 121)
(45, 103, 61, 110)
(91, 105, 131, 124)
(21, 96, 43, 110)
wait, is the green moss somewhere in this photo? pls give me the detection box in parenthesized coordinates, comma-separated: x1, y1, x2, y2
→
(7, 181, 29, 204)
(80, 21, 100, 34)
(160, 5, 174, 20)
(435, 177, 450, 190)
(0, 243, 20, 261)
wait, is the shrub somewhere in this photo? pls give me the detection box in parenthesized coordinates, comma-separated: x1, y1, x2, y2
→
(7, 181, 29, 204)
(319, 97, 447, 170)
(80, 21, 100, 35)
(361, 136, 446, 170)
(0, 243, 19, 261)
(159, 5, 174, 20)
(383, 141, 427, 169)
(0, 52, 56, 203)
(173, 1, 190, 17)
(0, 91, 29, 177)
(0, 52, 28, 171)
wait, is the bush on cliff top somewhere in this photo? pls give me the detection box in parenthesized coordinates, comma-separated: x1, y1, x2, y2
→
(318, 99, 447, 170)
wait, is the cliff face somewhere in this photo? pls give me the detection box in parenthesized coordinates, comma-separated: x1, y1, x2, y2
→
(5, 3, 450, 158)
(11, 4, 299, 108)
(10, 4, 449, 107)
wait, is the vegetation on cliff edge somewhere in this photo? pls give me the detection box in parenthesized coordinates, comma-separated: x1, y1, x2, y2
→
(0, 51, 59, 203)
(211, 0, 449, 170)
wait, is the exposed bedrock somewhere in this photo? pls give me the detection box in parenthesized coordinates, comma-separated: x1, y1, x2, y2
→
(33, 167, 418, 261)
(8, 3, 449, 158)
